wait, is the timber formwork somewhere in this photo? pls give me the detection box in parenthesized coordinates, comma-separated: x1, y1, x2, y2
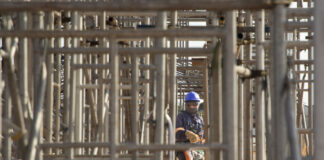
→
(0, 0, 319, 160)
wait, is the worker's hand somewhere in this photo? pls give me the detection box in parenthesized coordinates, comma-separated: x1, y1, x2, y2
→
(185, 130, 200, 143)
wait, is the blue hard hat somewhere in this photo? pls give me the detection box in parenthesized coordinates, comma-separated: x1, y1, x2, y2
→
(185, 91, 201, 102)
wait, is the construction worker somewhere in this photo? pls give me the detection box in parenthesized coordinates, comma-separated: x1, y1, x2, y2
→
(176, 91, 205, 160)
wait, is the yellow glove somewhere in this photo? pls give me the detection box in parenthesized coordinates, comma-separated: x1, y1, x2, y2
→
(185, 130, 200, 143)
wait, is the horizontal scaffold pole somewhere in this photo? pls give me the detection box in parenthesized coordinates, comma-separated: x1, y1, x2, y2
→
(0, 1, 273, 12)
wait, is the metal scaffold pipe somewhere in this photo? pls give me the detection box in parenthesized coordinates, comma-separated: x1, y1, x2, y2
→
(154, 11, 167, 160)
(131, 54, 139, 159)
(169, 10, 178, 142)
(67, 11, 79, 159)
(271, 4, 288, 160)
(222, 11, 238, 160)
(53, 11, 62, 155)
(0, 1, 273, 12)
(109, 37, 120, 159)
(26, 64, 47, 160)
(0, 27, 225, 38)
(314, 0, 324, 159)
(44, 11, 55, 155)
(141, 16, 151, 150)
(48, 47, 213, 55)
(40, 142, 226, 150)
(255, 9, 266, 160)
(243, 11, 253, 160)
(62, 11, 71, 151)
(286, 8, 313, 17)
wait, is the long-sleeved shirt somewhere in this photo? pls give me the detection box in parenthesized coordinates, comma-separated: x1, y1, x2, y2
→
(175, 110, 204, 143)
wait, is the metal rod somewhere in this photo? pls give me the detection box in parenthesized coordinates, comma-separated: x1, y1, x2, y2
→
(202, 58, 209, 147)
(243, 11, 253, 160)
(169, 11, 177, 130)
(286, 8, 313, 17)
(96, 11, 106, 155)
(3, 38, 28, 150)
(237, 11, 244, 160)
(307, 0, 314, 155)
(141, 16, 150, 149)
(63, 11, 71, 148)
(255, 10, 266, 160)
(53, 11, 62, 155)
(109, 37, 120, 159)
(222, 11, 238, 160)
(0, 1, 272, 12)
(25, 64, 47, 160)
(286, 21, 313, 30)
(0, 41, 3, 157)
(44, 11, 55, 155)
(3, 44, 13, 160)
(48, 47, 213, 55)
(314, 0, 324, 159)
(18, 11, 32, 121)
(96, 10, 209, 17)
(74, 13, 83, 155)
(0, 27, 225, 38)
(262, 40, 313, 49)
(153, 11, 167, 160)
(68, 11, 79, 159)
(271, 5, 288, 160)
(40, 142, 226, 150)
(131, 54, 139, 159)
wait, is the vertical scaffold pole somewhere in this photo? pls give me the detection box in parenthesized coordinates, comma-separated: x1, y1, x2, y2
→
(255, 9, 266, 160)
(109, 37, 120, 160)
(154, 11, 167, 160)
(131, 54, 139, 159)
(170, 10, 178, 131)
(307, 0, 314, 156)
(33, 12, 44, 160)
(3, 64, 12, 160)
(0, 38, 3, 158)
(54, 12, 62, 155)
(18, 11, 30, 127)
(209, 11, 222, 160)
(244, 11, 253, 160)
(169, 11, 178, 160)
(314, 0, 324, 159)
(97, 11, 106, 155)
(141, 17, 150, 150)
(63, 11, 71, 146)
(45, 11, 54, 155)
(68, 11, 79, 159)
(2, 15, 14, 159)
(237, 11, 244, 160)
(75, 12, 83, 155)
(223, 11, 238, 160)
(271, 4, 288, 160)
(0, 42, 3, 157)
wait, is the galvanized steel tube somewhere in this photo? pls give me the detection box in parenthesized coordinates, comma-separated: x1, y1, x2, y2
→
(44, 11, 55, 155)
(222, 11, 238, 160)
(131, 54, 139, 159)
(255, 10, 266, 160)
(271, 5, 288, 160)
(154, 11, 166, 160)
(109, 37, 120, 159)
(314, 0, 324, 159)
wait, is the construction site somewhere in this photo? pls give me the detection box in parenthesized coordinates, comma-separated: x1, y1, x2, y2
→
(0, 0, 323, 159)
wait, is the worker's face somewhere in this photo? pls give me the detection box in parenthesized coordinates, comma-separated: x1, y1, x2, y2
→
(186, 101, 199, 114)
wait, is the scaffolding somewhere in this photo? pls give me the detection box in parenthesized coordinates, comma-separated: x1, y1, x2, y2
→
(0, 0, 320, 160)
